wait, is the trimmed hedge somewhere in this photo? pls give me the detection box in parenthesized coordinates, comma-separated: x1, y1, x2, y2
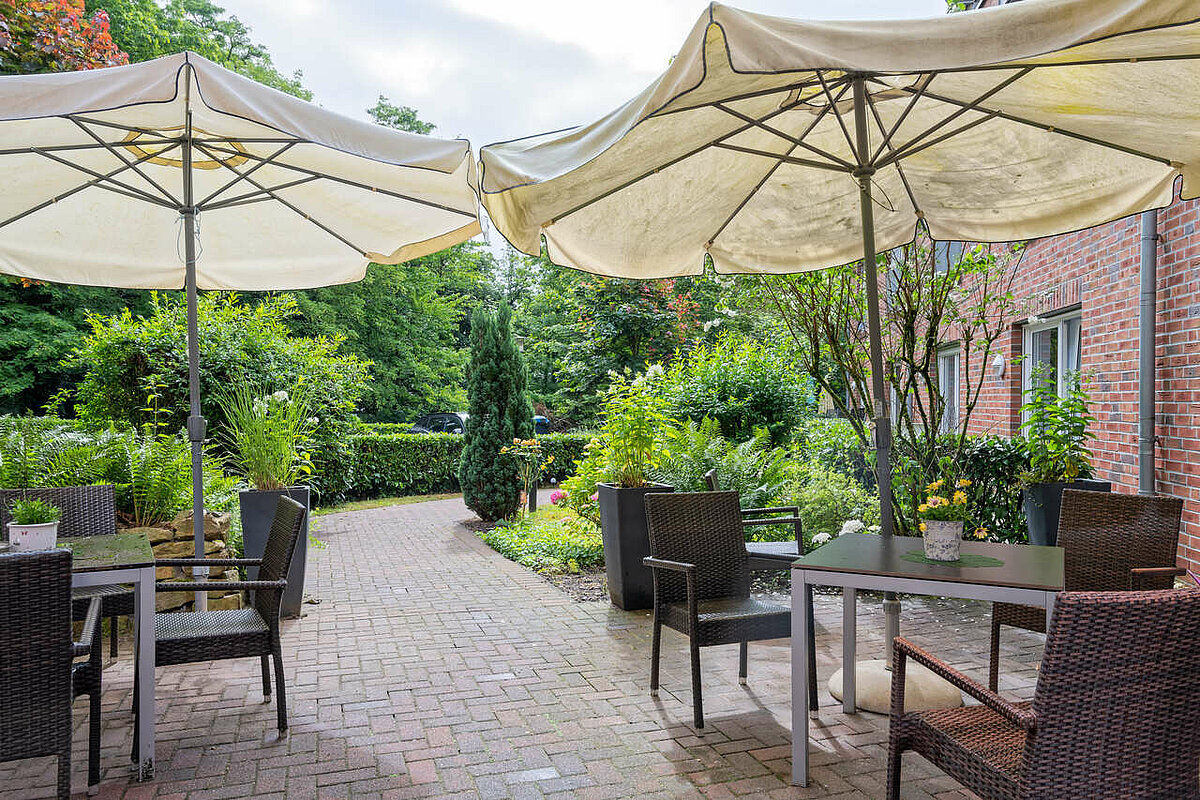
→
(317, 431, 592, 502)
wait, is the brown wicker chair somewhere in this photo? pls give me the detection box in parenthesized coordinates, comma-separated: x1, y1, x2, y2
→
(0, 485, 129, 658)
(888, 589, 1200, 800)
(643, 491, 791, 729)
(989, 490, 1184, 691)
(133, 495, 305, 746)
(0, 550, 103, 798)
(703, 468, 817, 710)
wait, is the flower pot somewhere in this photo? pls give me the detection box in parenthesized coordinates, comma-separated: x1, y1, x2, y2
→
(239, 487, 309, 618)
(1022, 479, 1111, 546)
(597, 482, 673, 610)
(6, 520, 59, 551)
(922, 520, 962, 561)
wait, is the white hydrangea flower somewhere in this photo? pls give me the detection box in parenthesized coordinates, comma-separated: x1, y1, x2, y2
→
(839, 519, 866, 536)
(272, 390, 289, 403)
(644, 363, 664, 379)
(811, 532, 832, 545)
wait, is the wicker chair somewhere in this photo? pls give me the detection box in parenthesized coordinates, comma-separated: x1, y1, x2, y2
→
(989, 490, 1184, 691)
(0, 550, 103, 798)
(888, 589, 1200, 800)
(0, 485, 129, 658)
(703, 469, 817, 710)
(134, 495, 305, 746)
(643, 491, 792, 729)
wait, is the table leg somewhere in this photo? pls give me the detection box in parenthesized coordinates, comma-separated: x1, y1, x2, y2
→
(1045, 591, 1057, 633)
(134, 565, 155, 780)
(791, 569, 810, 787)
(842, 587, 856, 714)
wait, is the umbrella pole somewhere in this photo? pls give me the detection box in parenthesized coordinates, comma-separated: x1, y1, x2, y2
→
(851, 75, 901, 666)
(181, 103, 208, 612)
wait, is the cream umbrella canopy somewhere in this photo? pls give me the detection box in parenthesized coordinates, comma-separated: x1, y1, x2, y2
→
(480, 0, 1198, 702)
(0, 52, 481, 600)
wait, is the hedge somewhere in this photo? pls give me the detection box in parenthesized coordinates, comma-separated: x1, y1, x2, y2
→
(316, 431, 592, 502)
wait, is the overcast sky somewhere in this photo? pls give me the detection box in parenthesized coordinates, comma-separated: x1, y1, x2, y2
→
(215, 0, 949, 147)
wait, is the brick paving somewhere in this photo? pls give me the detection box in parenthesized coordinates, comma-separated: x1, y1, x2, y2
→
(1, 496, 1047, 799)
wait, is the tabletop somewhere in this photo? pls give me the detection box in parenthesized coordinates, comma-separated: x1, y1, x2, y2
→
(793, 533, 1064, 591)
(61, 531, 155, 573)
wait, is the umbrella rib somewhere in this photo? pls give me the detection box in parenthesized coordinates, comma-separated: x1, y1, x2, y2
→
(870, 73, 937, 165)
(713, 102, 854, 170)
(69, 117, 182, 207)
(0, 143, 181, 231)
(705, 139, 803, 250)
(30, 147, 178, 209)
(648, 77, 826, 119)
(865, 89, 922, 217)
(196, 142, 296, 208)
(0, 139, 177, 157)
(816, 71, 859, 162)
(203, 175, 322, 211)
(890, 83, 1178, 168)
(193, 141, 370, 258)
(198, 142, 477, 219)
(711, 142, 850, 172)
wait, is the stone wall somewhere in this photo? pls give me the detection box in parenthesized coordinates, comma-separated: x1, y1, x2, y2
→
(123, 510, 244, 612)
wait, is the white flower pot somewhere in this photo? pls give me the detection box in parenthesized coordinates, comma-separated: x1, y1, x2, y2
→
(922, 520, 962, 561)
(7, 521, 59, 551)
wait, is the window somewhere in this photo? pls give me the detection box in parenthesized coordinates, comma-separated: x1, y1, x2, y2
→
(938, 347, 960, 433)
(932, 241, 964, 274)
(1023, 312, 1082, 398)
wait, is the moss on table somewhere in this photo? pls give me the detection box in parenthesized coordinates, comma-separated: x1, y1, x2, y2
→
(61, 532, 155, 570)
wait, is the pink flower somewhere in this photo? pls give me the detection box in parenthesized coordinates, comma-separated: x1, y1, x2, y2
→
(550, 490, 568, 505)
(590, 493, 599, 502)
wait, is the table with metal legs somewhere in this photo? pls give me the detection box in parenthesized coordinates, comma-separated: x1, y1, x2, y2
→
(788, 534, 1064, 787)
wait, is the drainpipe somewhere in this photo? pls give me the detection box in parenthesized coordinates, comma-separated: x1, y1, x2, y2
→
(1138, 210, 1158, 496)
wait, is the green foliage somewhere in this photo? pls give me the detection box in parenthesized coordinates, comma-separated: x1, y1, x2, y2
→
(0, 415, 122, 489)
(651, 419, 788, 510)
(599, 368, 673, 488)
(214, 382, 315, 491)
(958, 436, 1029, 543)
(1019, 366, 1096, 484)
(367, 95, 434, 134)
(7, 497, 62, 525)
(479, 509, 603, 573)
(787, 461, 880, 548)
(0, 0, 128, 74)
(459, 305, 533, 520)
(797, 417, 875, 489)
(88, 0, 310, 98)
(112, 425, 192, 527)
(916, 457, 971, 523)
(661, 334, 809, 444)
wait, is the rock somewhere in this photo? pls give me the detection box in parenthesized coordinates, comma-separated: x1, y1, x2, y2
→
(207, 593, 242, 611)
(829, 659, 962, 713)
(155, 565, 179, 581)
(172, 510, 232, 542)
(152, 539, 225, 560)
(155, 585, 193, 613)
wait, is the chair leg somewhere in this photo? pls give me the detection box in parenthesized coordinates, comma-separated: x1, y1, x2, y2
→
(988, 614, 1002, 692)
(109, 615, 118, 658)
(649, 615, 662, 697)
(689, 636, 704, 729)
(807, 585, 819, 710)
(261, 655, 272, 703)
(272, 647, 289, 733)
(738, 641, 748, 686)
(88, 686, 101, 793)
(57, 748, 71, 800)
(886, 747, 902, 800)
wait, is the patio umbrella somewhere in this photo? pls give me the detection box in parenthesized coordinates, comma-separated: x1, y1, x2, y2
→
(480, 0, 1198, 659)
(0, 52, 481, 603)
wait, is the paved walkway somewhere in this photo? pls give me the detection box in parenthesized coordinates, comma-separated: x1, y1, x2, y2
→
(2, 497, 1046, 799)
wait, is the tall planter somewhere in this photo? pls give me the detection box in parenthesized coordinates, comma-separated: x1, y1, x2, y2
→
(239, 486, 309, 618)
(597, 482, 673, 611)
(1022, 479, 1110, 546)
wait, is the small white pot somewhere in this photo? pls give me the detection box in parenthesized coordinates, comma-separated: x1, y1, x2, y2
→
(7, 521, 59, 552)
(922, 520, 962, 561)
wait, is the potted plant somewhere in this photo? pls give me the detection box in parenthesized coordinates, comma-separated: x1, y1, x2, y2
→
(916, 462, 971, 561)
(1019, 365, 1109, 546)
(6, 497, 62, 551)
(502, 438, 553, 515)
(595, 368, 674, 611)
(216, 382, 316, 618)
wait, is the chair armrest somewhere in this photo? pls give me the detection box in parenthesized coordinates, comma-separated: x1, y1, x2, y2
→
(155, 579, 286, 593)
(642, 557, 695, 573)
(742, 516, 801, 527)
(1130, 566, 1187, 589)
(73, 596, 102, 658)
(156, 558, 263, 568)
(892, 637, 1037, 731)
(741, 506, 800, 516)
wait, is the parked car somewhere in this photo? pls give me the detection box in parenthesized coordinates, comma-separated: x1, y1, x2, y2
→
(408, 412, 551, 435)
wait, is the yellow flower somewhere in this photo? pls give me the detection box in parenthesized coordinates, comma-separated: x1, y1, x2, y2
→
(919, 522, 927, 533)
(546, 455, 554, 463)
(973, 527, 988, 540)
(927, 480, 943, 492)
(956, 478, 972, 488)
(918, 503, 929, 514)
(952, 490, 968, 505)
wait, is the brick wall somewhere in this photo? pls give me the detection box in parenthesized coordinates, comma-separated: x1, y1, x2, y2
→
(964, 191, 1200, 573)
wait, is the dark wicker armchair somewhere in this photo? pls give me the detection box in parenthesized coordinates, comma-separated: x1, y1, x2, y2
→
(989, 490, 1184, 690)
(643, 491, 792, 729)
(0, 550, 103, 798)
(134, 495, 305, 743)
(703, 468, 817, 710)
(888, 589, 1200, 800)
(0, 485, 129, 658)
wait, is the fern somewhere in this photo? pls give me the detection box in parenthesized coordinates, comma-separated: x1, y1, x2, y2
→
(119, 426, 192, 527)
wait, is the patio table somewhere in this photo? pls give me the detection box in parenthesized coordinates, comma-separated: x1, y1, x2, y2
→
(65, 532, 157, 780)
(789, 533, 1063, 787)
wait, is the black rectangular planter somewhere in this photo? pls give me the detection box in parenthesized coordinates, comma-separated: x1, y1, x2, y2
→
(239, 486, 309, 618)
(1022, 479, 1111, 546)
(598, 482, 673, 611)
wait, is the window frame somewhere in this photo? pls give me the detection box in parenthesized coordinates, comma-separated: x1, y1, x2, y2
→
(1021, 309, 1082, 401)
(936, 345, 961, 434)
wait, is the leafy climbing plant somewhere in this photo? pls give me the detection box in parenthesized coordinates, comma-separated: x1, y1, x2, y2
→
(1019, 364, 1096, 484)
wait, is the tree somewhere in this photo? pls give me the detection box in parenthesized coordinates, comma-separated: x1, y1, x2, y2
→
(367, 95, 434, 134)
(459, 305, 532, 521)
(0, 0, 128, 74)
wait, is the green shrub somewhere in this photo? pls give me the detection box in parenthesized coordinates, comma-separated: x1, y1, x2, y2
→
(651, 418, 789, 509)
(661, 333, 809, 444)
(959, 436, 1030, 543)
(0, 415, 125, 489)
(787, 461, 880, 549)
(797, 417, 874, 489)
(479, 511, 603, 573)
